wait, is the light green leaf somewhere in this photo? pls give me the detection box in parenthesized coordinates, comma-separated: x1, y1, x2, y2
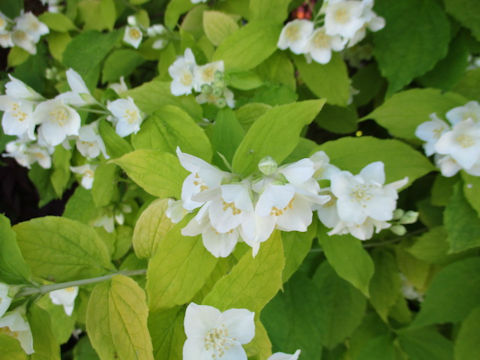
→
(211, 108, 245, 164)
(444, 182, 480, 253)
(87, 275, 154, 360)
(146, 223, 218, 311)
(244, 320, 272, 360)
(125, 80, 202, 119)
(235, 102, 271, 130)
(318, 136, 435, 187)
(213, 21, 282, 72)
(113, 150, 187, 199)
(132, 105, 212, 161)
(7, 47, 29, 67)
(102, 49, 145, 83)
(373, 0, 450, 94)
(315, 104, 358, 134)
(203, 10, 239, 46)
(132, 199, 175, 259)
(462, 173, 480, 217)
(407, 227, 453, 265)
(14, 216, 113, 282)
(413, 257, 480, 327)
(92, 163, 117, 207)
(444, 0, 480, 42)
(364, 89, 467, 140)
(29, 305, 61, 360)
(317, 226, 374, 297)
(398, 327, 453, 360)
(36, 294, 76, 345)
(63, 186, 100, 224)
(282, 221, 316, 283)
(47, 32, 71, 62)
(51, 146, 71, 197)
(455, 306, 480, 360)
(356, 336, 396, 360)
(256, 52, 296, 90)
(165, 0, 195, 29)
(294, 53, 351, 106)
(0, 214, 31, 284)
(38, 12, 77, 32)
(249, 0, 290, 23)
(98, 120, 133, 159)
(232, 99, 325, 175)
(227, 71, 263, 90)
(78, 0, 116, 31)
(453, 68, 480, 101)
(148, 307, 185, 360)
(0, 335, 27, 360)
(202, 231, 285, 313)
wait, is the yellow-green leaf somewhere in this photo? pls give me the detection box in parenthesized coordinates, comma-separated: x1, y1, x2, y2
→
(203, 11, 239, 46)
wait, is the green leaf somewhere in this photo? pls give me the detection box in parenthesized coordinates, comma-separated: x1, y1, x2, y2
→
(132, 199, 175, 259)
(444, 0, 480, 42)
(453, 68, 480, 101)
(146, 223, 218, 311)
(294, 53, 351, 106)
(398, 327, 454, 360)
(28, 165, 57, 207)
(212, 21, 282, 72)
(315, 104, 358, 134)
(14, 216, 113, 282)
(455, 306, 480, 360)
(282, 222, 316, 283)
(235, 102, 271, 130)
(102, 49, 145, 83)
(73, 337, 100, 360)
(125, 80, 202, 120)
(164, 0, 195, 29)
(256, 52, 296, 90)
(36, 294, 76, 345)
(63, 30, 121, 80)
(63, 186, 100, 224)
(431, 174, 456, 207)
(227, 71, 263, 90)
(0, 0, 22, 18)
(244, 320, 272, 360)
(78, 0, 116, 31)
(356, 336, 396, 360)
(132, 105, 212, 161)
(413, 257, 480, 327)
(364, 89, 467, 141)
(92, 163, 117, 207)
(47, 32, 71, 62)
(148, 307, 185, 360)
(249, 0, 290, 23)
(352, 63, 384, 107)
(0, 335, 27, 360)
(369, 249, 401, 321)
(87, 275, 154, 360)
(0, 214, 31, 284)
(348, 313, 391, 359)
(203, 11, 239, 46)
(29, 305, 61, 360)
(261, 273, 323, 358)
(444, 182, 480, 253)
(317, 226, 374, 297)
(318, 136, 435, 187)
(98, 120, 133, 159)
(249, 83, 298, 106)
(373, 0, 451, 94)
(462, 173, 480, 217)
(202, 231, 285, 313)
(38, 12, 77, 32)
(407, 227, 453, 265)
(51, 146, 71, 197)
(113, 150, 187, 199)
(7, 47, 29, 67)
(232, 100, 325, 175)
(211, 108, 245, 165)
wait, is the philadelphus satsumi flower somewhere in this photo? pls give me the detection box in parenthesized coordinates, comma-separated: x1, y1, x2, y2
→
(0, 308, 34, 354)
(416, 101, 480, 177)
(277, 0, 384, 64)
(106, 97, 144, 137)
(76, 121, 109, 159)
(70, 164, 97, 189)
(49, 287, 79, 316)
(57, 69, 96, 107)
(268, 350, 302, 360)
(0, 283, 13, 318)
(3, 139, 52, 169)
(183, 303, 255, 360)
(169, 48, 197, 96)
(123, 26, 143, 49)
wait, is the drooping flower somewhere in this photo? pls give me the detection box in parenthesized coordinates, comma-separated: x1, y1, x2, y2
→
(0, 283, 12, 318)
(277, 20, 314, 54)
(0, 308, 34, 354)
(5, 75, 43, 102)
(183, 303, 255, 360)
(166, 199, 188, 224)
(445, 100, 480, 125)
(49, 287, 79, 316)
(305, 27, 345, 64)
(108, 77, 129, 95)
(71, 164, 97, 189)
(76, 121, 109, 159)
(123, 26, 143, 48)
(193, 61, 224, 91)
(434, 154, 463, 177)
(268, 350, 302, 360)
(324, 0, 366, 40)
(415, 113, 450, 156)
(57, 68, 96, 106)
(0, 12, 9, 32)
(169, 48, 197, 96)
(15, 12, 49, 43)
(106, 97, 144, 137)
(10, 28, 36, 54)
(3, 139, 52, 169)
(0, 32, 13, 48)
(0, 96, 36, 140)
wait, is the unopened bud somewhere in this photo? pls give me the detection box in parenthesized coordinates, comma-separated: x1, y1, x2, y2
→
(214, 70, 224, 81)
(258, 156, 278, 176)
(390, 224, 406, 236)
(400, 210, 419, 225)
(212, 87, 223, 97)
(393, 209, 404, 221)
(201, 84, 213, 95)
(127, 15, 137, 26)
(152, 39, 167, 50)
(215, 98, 226, 108)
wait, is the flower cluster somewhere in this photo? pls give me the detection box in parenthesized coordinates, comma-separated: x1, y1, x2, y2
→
(123, 16, 169, 50)
(170, 148, 407, 258)
(169, 48, 235, 108)
(1, 70, 143, 189)
(415, 101, 480, 177)
(0, 11, 49, 55)
(278, 0, 384, 64)
(183, 303, 300, 360)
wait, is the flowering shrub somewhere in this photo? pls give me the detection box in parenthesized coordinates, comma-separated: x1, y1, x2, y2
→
(0, 0, 480, 359)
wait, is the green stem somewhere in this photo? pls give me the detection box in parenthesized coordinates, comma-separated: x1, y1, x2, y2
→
(76, 107, 110, 115)
(15, 269, 146, 299)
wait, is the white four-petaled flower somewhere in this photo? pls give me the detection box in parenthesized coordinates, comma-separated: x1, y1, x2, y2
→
(123, 26, 143, 48)
(49, 287, 79, 316)
(71, 164, 97, 189)
(107, 97, 144, 137)
(169, 48, 197, 96)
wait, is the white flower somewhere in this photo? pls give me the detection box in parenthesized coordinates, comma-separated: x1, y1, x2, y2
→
(76, 121, 108, 159)
(0, 12, 9, 32)
(93, 214, 115, 233)
(0, 309, 34, 355)
(434, 118, 480, 171)
(177, 147, 230, 211)
(57, 68, 96, 106)
(277, 20, 314, 54)
(15, 12, 49, 43)
(0, 96, 36, 140)
(305, 27, 345, 64)
(5, 75, 43, 102)
(183, 303, 255, 360)
(123, 26, 143, 48)
(166, 199, 188, 224)
(152, 39, 167, 50)
(71, 164, 96, 189)
(106, 97, 144, 137)
(49, 287, 79, 316)
(328, 217, 391, 240)
(193, 61, 224, 91)
(108, 77, 128, 95)
(400, 274, 424, 302)
(445, 100, 480, 125)
(0, 32, 13, 48)
(191, 0, 208, 3)
(34, 99, 81, 146)
(169, 48, 197, 96)
(0, 283, 12, 318)
(147, 24, 167, 37)
(269, 350, 302, 360)
(3, 140, 52, 169)
(415, 113, 450, 156)
(11, 28, 36, 54)
(324, 0, 366, 40)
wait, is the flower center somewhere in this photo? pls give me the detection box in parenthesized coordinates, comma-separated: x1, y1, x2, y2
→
(33, 152, 45, 159)
(285, 25, 300, 42)
(334, 7, 350, 24)
(456, 134, 475, 148)
(270, 198, 294, 216)
(65, 287, 76, 293)
(180, 71, 193, 86)
(202, 67, 215, 83)
(193, 173, 208, 191)
(14, 30, 27, 41)
(0, 18, 5, 28)
(0, 326, 19, 339)
(432, 126, 445, 139)
(222, 201, 242, 215)
(129, 28, 141, 40)
(352, 184, 372, 206)
(125, 109, 138, 124)
(204, 325, 233, 358)
(312, 31, 329, 48)
(11, 103, 28, 122)
(50, 107, 70, 126)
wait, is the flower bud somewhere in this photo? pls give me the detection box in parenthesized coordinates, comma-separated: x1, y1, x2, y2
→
(393, 209, 404, 220)
(215, 98, 226, 108)
(400, 210, 419, 224)
(390, 224, 406, 236)
(127, 15, 137, 26)
(201, 84, 213, 95)
(214, 70, 224, 81)
(212, 87, 223, 97)
(258, 156, 278, 176)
